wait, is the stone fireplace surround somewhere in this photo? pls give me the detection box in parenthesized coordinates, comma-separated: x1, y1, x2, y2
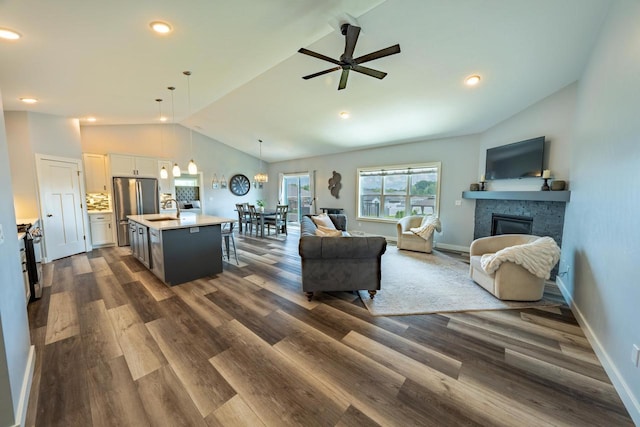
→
(472, 197, 567, 279)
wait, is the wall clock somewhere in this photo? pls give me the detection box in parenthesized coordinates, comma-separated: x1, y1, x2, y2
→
(229, 174, 251, 196)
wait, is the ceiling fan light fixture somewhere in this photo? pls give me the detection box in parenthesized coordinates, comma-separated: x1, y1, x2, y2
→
(150, 21, 172, 34)
(0, 28, 21, 40)
(465, 74, 481, 86)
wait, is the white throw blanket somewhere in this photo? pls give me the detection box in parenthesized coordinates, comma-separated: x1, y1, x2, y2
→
(410, 216, 442, 240)
(480, 236, 560, 279)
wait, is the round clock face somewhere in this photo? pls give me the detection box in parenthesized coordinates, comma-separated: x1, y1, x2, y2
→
(229, 174, 250, 196)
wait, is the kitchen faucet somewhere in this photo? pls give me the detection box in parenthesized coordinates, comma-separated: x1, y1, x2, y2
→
(162, 198, 180, 218)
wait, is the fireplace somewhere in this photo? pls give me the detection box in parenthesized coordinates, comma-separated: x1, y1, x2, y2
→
(491, 214, 533, 236)
(473, 198, 567, 279)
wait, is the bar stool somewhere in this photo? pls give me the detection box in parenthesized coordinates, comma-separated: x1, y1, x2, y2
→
(221, 222, 239, 265)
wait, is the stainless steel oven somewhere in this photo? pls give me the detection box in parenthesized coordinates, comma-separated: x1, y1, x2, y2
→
(17, 222, 43, 301)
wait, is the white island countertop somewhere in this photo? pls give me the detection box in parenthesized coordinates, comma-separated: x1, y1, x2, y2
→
(128, 213, 236, 230)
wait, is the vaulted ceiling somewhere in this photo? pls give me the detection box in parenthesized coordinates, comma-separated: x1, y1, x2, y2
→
(0, 0, 612, 161)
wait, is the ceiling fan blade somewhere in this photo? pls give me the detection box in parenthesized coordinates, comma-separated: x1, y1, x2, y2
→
(352, 65, 387, 80)
(298, 48, 341, 65)
(354, 44, 401, 65)
(338, 69, 349, 90)
(302, 66, 341, 80)
(343, 24, 361, 59)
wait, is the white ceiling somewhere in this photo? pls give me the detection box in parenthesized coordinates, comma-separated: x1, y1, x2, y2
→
(0, 0, 612, 162)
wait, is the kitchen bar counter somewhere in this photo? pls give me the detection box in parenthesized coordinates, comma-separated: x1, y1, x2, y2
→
(127, 213, 236, 286)
(127, 213, 235, 230)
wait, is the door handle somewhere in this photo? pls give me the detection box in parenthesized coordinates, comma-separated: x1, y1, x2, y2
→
(47, 214, 53, 217)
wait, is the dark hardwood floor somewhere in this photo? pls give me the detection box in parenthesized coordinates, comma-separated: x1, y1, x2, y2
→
(26, 227, 633, 426)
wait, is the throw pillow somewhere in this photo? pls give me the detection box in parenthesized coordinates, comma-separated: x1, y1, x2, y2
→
(190, 200, 201, 208)
(183, 203, 194, 209)
(311, 213, 336, 230)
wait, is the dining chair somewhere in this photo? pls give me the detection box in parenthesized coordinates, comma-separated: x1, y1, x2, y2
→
(265, 205, 288, 236)
(221, 222, 239, 265)
(246, 204, 260, 236)
(235, 203, 251, 233)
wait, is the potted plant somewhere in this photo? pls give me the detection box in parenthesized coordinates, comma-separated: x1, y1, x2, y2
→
(256, 200, 265, 212)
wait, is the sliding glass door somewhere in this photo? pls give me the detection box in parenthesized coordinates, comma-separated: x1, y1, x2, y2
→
(282, 173, 311, 223)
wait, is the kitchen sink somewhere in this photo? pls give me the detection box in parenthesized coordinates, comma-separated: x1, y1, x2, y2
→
(145, 216, 178, 222)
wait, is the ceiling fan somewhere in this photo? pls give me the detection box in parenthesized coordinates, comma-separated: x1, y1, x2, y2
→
(298, 23, 401, 90)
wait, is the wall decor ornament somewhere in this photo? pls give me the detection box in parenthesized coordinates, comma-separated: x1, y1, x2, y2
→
(328, 170, 342, 199)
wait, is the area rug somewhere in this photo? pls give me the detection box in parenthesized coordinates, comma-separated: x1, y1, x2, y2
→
(358, 247, 561, 316)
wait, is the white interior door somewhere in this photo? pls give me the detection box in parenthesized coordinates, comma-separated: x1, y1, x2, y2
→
(39, 157, 86, 260)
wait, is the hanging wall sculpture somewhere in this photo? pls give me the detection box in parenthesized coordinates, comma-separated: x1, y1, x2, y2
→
(328, 171, 342, 199)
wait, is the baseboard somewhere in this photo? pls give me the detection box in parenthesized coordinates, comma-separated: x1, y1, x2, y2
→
(13, 344, 35, 427)
(434, 242, 469, 253)
(556, 277, 640, 425)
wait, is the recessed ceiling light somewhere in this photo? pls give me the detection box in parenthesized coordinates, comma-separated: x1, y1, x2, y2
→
(150, 21, 172, 34)
(159, 116, 167, 122)
(465, 75, 481, 86)
(86, 117, 97, 122)
(19, 97, 38, 104)
(339, 111, 350, 119)
(0, 28, 21, 40)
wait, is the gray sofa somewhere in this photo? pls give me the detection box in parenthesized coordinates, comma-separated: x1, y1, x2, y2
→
(298, 214, 387, 301)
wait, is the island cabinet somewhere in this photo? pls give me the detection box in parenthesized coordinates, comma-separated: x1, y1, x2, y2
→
(128, 214, 235, 286)
(149, 225, 221, 285)
(129, 220, 150, 268)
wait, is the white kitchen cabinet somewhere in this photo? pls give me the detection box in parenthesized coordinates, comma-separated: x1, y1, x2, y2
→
(83, 153, 108, 192)
(110, 154, 158, 177)
(89, 213, 115, 246)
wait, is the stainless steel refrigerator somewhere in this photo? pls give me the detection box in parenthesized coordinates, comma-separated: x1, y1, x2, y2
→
(113, 177, 159, 246)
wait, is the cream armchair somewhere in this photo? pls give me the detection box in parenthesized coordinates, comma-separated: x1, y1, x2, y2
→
(396, 215, 438, 253)
(469, 234, 547, 301)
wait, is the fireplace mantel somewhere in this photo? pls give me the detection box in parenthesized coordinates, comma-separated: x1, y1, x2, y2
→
(462, 190, 570, 202)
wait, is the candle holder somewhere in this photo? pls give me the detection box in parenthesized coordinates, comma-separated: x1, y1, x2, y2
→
(541, 178, 550, 191)
(480, 181, 486, 191)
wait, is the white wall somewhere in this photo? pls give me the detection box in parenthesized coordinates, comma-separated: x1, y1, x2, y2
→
(479, 82, 578, 191)
(0, 94, 33, 426)
(81, 124, 265, 220)
(560, 0, 640, 422)
(267, 134, 480, 249)
(5, 111, 83, 219)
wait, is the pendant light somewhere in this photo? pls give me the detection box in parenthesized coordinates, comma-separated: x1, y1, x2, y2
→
(183, 71, 197, 175)
(254, 139, 268, 186)
(168, 86, 181, 177)
(156, 98, 168, 179)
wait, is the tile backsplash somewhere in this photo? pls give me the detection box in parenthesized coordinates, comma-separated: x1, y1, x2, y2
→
(87, 193, 111, 211)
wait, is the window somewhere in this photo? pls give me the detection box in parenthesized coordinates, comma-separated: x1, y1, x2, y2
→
(357, 162, 441, 221)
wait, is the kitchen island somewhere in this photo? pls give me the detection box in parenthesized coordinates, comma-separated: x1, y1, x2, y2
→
(127, 213, 235, 286)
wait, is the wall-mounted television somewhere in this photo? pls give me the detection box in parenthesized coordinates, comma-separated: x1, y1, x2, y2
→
(485, 136, 545, 180)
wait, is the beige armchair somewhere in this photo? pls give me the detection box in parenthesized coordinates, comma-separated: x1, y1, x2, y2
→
(396, 215, 438, 253)
(469, 234, 547, 301)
